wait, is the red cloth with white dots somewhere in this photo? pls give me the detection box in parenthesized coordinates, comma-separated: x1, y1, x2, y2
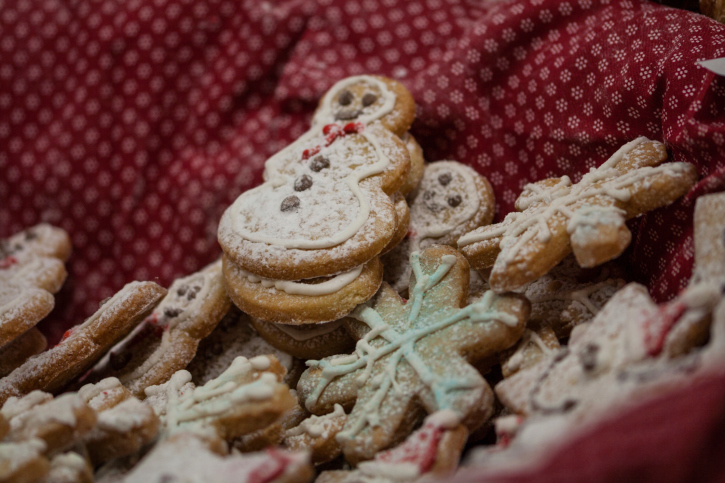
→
(1, 0, 725, 480)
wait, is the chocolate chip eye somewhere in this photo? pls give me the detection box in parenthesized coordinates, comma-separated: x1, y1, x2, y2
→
(579, 343, 599, 372)
(310, 155, 330, 172)
(438, 173, 452, 186)
(25, 230, 37, 241)
(423, 190, 443, 213)
(447, 194, 462, 207)
(164, 307, 183, 318)
(177, 285, 188, 296)
(338, 90, 354, 106)
(187, 286, 201, 300)
(294, 174, 313, 192)
(362, 93, 377, 106)
(281, 195, 300, 212)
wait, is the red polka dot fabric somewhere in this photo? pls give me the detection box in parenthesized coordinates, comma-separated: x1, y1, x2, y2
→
(1, 0, 724, 479)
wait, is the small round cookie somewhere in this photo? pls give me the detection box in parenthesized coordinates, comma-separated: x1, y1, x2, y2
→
(223, 255, 383, 325)
(187, 308, 305, 387)
(250, 317, 356, 361)
(81, 260, 230, 399)
(383, 161, 495, 294)
(399, 132, 425, 197)
(0, 224, 71, 348)
(0, 281, 166, 405)
(218, 75, 415, 282)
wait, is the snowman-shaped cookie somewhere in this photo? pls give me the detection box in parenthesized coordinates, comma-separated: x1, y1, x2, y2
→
(218, 75, 415, 324)
(383, 161, 495, 294)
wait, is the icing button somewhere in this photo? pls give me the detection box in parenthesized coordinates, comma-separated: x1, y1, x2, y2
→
(281, 195, 301, 213)
(447, 194, 462, 207)
(338, 90, 354, 106)
(579, 343, 599, 373)
(310, 155, 330, 172)
(294, 174, 313, 192)
(438, 173, 452, 186)
(362, 92, 377, 106)
(164, 307, 183, 318)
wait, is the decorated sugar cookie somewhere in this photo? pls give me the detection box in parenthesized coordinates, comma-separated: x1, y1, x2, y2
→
(317, 410, 467, 483)
(0, 281, 166, 405)
(283, 403, 347, 465)
(458, 138, 698, 292)
(218, 75, 415, 282)
(81, 260, 230, 398)
(297, 246, 529, 463)
(144, 355, 295, 442)
(383, 161, 495, 294)
(0, 224, 70, 348)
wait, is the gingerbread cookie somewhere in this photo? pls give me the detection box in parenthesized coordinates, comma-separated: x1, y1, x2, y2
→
(317, 410, 467, 483)
(123, 433, 314, 483)
(219, 75, 414, 281)
(1, 391, 96, 455)
(458, 138, 698, 292)
(223, 255, 383, 325)
(0, 438, 50, 482)
(78, 378, 159, 465)
(0, 224, 70, 349)
(380, 191, 411, 256)
(283, 403, 347, 465)
(250, 317, 356, 361)
(384, 161, 495, 294)
(145, 355, 295, 442)
(297, 246, 529, 463)
(81, 260, 230, 398)
(0, 281, 166, 405)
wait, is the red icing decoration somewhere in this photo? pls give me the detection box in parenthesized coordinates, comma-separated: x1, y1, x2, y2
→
(59, 328, 74, 344)
(247, 448, 293, 483)
(374, 420, 444, 472)
(643, 300, 688, 356)
(301, 122, 364, 162)
(0, 256, 17, 269)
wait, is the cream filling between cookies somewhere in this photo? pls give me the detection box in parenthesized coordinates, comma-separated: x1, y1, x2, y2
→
(238, 265, 364, 296)
(273, 320, 345, 341)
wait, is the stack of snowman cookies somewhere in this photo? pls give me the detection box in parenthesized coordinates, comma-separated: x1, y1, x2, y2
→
(0, 75, 720, 483)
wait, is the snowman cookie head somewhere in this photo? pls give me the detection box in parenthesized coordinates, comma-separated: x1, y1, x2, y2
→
(312, 76, 416, 136)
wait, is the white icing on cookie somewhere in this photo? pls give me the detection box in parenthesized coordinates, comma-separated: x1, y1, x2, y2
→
(236, 265, 363, 296)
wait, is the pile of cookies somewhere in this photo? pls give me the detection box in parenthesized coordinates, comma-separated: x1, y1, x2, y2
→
(0, 75, 717, 482)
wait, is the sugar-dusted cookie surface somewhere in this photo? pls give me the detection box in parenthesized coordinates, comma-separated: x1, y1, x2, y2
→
(187, 308, 304, 387)
(297, 246, 529, 463)
(0, 281, 166, 405)
(0, 328, 47, 378)
(283, 403, 347, 465)
(78, 378, 159, 465)
(223, 255, 383, 325)
(250, 317, 356, 361)
(384, 161, 495, 294)
(458, 137, 698, 292)
(218, 75, 415, 281)
(317, 410, 467, 483)
(0, 224, 71, 348)
(399, 133, 425, 197)
(145, 355, 295, 442)
(123, 433, 314, 483)
(0, 438, 50, 482)
(81, 260, 230, 399)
